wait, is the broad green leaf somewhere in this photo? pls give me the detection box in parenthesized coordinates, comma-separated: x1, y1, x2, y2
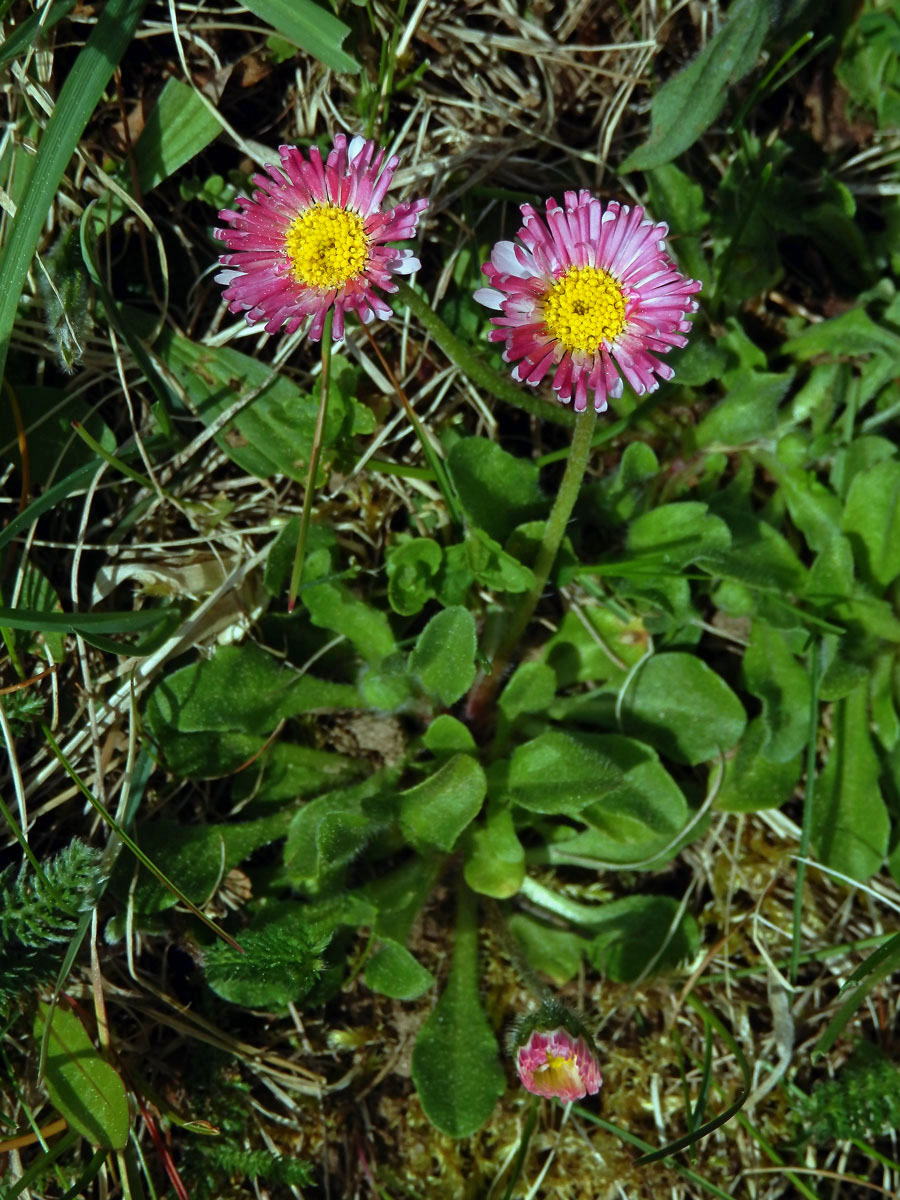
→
(100, 77, 220, 225)
(229, 742, 366, 809)
(812, 681, 890, 882)
(447, 438, 547, 543)
(783, 306, 900, 363)
(585, 896, 700, 982)
(303, 577, 396, 664)
(364, 856, 444, 945)
(145, 643, 359, 776)
(466, 528, 536, 593)
(870, 652, 900, 752)
(842, 458, 900, 593)
(241, 0, 360, 73)
(761, 453, 843, 555)
(411, 890, 505, 1137)
(365, 941, 434, 999)
(35, 1003, 129, 1150)
(542, 607, 649, 688)
(620, 0, 777, 170)
(716, 718, 802, 812)
(704, 506, 807, 594)
(204, 907, 329, 1007)
(0, 385, 115, 482)
(464, 806, 525, 898)
(386, 538, 443, 616)
(284, 772, 397, 887)
(742, 621, 810, 762)
(625, 502, 731, 568)
(0, 0, 145, 384)
(507, 730, 621, 815)
(498, 661, 557, 722)
(113, 812, 291, 913)
(155, 330, 356, 482)
(423, 714, 477, 755)
(696, 373, 792, 447)
(621, 653, 746, 765)
(508, 914, 586, 987)
(409, 606, 477, 705)
(546, 734, 689, 866)
(399, 754, 486, 852)
(360, 652, 417, 711)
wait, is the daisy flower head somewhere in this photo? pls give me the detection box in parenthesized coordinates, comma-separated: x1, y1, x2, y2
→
(474, 190, 701, 414)
(508, 1000, 602, 1103)
(214, 134, 428, 342)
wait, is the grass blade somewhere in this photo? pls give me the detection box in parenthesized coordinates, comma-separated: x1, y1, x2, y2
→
(0, 0, 146, 383)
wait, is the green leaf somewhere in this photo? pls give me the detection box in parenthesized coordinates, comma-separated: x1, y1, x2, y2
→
(811, 681, 890, 882)
(365, 941, 434, 999)
(463, 806, 525, 898)
(411, 888, 505, 1137)
(145, 643, 359, 777)
(35, 1002, 130, 1150)
(423, 714, 477, 755)
(409, 606, 477, 705)
(696, 373, 793, 447)
(104, 77, 220, 216)
(386, 538, 443, 616)
(498, 661, 557, 723)
(783, 306, 900, 362)
(399, 754, 487, 852)
(154, 329, 354, 483)
(545, 734, 689, 866)
(507, 730, 621, 815)
(204, 908, 329, 1007)
(0, 0, 77, 72)
(842, 458, 900, 593)
(585, 896, 700, 982)
(466, 528, 536, 593)
(621, 653, 746, 765)
(716, 718, 802, 812)
(542, 607, 649, 689)
(240, 0, 360, 73)
(447, 438, 547, 543)
(303, 577, 396, 664)
(620, 0, 777, 170)
(284, 773, 397, 888)
(0, 0, 146, 385)
(508, 914, 586, 987)
(742, 621, 810, 763)
(625, 502, 731, 568)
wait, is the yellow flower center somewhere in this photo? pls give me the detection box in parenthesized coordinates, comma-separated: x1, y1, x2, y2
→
(543, 265, 627, 352)
(284, 204, 369, 289)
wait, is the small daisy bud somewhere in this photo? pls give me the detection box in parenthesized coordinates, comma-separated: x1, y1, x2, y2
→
(508, 999, 602, 1102)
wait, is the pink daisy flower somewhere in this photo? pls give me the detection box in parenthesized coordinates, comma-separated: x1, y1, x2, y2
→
(474, 190, 701, 413)
(214, 134, 428, 342)
(515, 1024, 602, 1102)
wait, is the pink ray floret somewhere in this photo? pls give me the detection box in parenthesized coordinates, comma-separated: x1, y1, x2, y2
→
(214, 134, 428, 341)
(474, 190, 701, 413)
(515, 1025, 602, 1102)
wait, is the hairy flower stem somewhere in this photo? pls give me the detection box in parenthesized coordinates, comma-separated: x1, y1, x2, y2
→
(465, 405, 596, 726)
(288, 310, 333, 613)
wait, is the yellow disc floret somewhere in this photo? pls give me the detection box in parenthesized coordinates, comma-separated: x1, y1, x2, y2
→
(284, 204, 369, 289)
(543, 265, 627, 352)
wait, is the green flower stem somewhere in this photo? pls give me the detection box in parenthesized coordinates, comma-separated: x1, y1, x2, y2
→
(468, 405, 596, 722)
(394, 280, 575, 429)
(497, 404, 596, 665)
(288, 310, 333, 613)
